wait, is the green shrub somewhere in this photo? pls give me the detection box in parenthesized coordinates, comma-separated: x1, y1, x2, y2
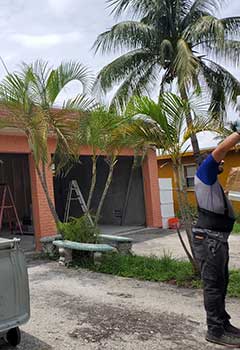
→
(176, 204, 198, 223)
(232, 222, 240, 234)
(58, 215, 100, 243)
(234, 212, 240, 224)
(228, 270, 240, 297)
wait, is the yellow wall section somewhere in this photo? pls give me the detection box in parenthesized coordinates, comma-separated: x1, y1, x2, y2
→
(158, 150, 240, 216)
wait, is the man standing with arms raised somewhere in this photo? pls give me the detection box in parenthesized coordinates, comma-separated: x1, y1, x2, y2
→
(193, 124, 240, 348)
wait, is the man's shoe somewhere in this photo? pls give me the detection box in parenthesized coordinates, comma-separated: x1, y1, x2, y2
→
(225, 324, 240, 338)
(206, 332, 240, 348)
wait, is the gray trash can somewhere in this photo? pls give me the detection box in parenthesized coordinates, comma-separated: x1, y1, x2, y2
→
(0, 238, 30, 347)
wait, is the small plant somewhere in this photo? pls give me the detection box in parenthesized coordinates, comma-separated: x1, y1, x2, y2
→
(176, 204, 198, 222)
(234, 212, 240, 224)
(58, 214, 100, 243)
(232, 222, 240, 234)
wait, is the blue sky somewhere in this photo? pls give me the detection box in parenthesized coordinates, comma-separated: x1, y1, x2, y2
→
(0, 0, 239, 148)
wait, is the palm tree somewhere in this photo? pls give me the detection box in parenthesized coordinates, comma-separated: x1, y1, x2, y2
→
(124, 92, 219, 272)
(0, 60, 93, 224)
(93, 0, 240, 162)
(76, 106, 135, 224)
(76, 107, 118, 211)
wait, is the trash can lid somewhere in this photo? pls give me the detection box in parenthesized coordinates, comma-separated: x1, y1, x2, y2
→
(0, 238, 19, 250)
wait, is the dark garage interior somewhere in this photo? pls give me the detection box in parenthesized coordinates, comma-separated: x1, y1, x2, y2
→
(0, 154, 32, 232)
(54, 155, 146, 226)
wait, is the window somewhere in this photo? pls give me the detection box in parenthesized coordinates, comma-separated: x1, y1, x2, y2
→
(184, 164, 196, 188)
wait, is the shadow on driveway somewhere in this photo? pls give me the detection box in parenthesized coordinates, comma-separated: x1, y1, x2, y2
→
(0, 330, 52, 350)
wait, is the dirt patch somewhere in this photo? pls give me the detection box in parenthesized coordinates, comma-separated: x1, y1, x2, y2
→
(47, 290, 195, 346)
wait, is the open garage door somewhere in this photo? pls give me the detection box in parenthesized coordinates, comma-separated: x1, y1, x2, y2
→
(54, 155, 146, 226)
(0, 154, 32, 234)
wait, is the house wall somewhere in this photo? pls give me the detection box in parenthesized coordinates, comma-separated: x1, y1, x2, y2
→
(158, 150, 240, 215)
(0, 133, 162, 250)
(0, 134, 56, 250)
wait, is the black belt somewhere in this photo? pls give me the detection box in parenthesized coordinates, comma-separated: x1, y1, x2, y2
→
(192, 227, 229, 243)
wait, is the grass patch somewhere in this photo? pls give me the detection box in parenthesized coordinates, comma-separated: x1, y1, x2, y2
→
(73, 252, 199, 287)
(70, 252, 240, 297)
(95, 253, 195, 285)
(232, 223, 240, 234)
(228, 270, 240, 297)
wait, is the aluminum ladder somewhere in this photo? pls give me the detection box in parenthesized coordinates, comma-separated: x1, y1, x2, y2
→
(64, 180, 93, 225)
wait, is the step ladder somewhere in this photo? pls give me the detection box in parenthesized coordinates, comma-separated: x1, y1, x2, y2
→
(64, 180, 94, 226)
(0, 184, 23, 234)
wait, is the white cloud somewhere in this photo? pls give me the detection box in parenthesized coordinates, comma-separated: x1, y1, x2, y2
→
(10, 32, 82, 49)
(48, 0, 76, 16)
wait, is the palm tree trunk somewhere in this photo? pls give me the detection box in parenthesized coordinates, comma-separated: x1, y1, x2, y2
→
(36, 162, 59, 225)
(180, 87, 201, 164)
(87, 153, 97, 210)
(173, 162, 200, 275)
(95, 157, 116, 224)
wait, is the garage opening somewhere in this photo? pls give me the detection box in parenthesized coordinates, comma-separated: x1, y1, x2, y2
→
(54, 155, 146, 226)
(0, 154, 34, 250)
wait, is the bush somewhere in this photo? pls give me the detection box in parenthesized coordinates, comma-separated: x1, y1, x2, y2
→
(176, 204, 198, 224)
(228, 270, 240, 297)
(58, 215, 100, 243)
(234, 212, 240, 224)
(232, 222, 240, 234)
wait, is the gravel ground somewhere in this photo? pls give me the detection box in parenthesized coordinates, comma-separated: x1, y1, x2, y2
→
(1, 259, 240, 350)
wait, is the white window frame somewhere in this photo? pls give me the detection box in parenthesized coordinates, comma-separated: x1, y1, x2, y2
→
(183, 163, 196, 189)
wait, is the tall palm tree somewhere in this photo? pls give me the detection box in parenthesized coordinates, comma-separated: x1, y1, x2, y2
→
(124, 92, 219, 271)
(0, 60, 93, 224)
(93, 0, 240, 162)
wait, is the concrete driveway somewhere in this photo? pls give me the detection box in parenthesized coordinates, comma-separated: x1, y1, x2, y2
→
(1, 260, 240, 350)
(132, 230, 240, 269)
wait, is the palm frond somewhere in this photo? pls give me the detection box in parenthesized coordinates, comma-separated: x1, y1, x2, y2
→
(221, 16, 240, 38)
(0, 69, 35, 115)
(106, 0, 156, 18)
(182, 116, 219, 143)
(174, 38, 200, 91)
(200, 40, 240, 67)
(63, 94, 97, 112)
(0, 60, 93, 169)
(124, 92, 213, 160)
(200, 59, 240, 121)
(93, 49, 154, 95)
(93, 21, 153, 54)
(184, 15, 225, 44)
(125, 93, 186, 151)
(109, 62, 159, 112)
(26, 60, 52, 107)
(182, 0, 223, 28)
(47, 61, 92, 104)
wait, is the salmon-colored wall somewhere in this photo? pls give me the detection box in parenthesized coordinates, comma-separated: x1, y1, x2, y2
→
(143, 149, 162, 227)
(28, 154, 56, 250)
(0, 133, 162, 249)
(158, 149, 240, 215)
